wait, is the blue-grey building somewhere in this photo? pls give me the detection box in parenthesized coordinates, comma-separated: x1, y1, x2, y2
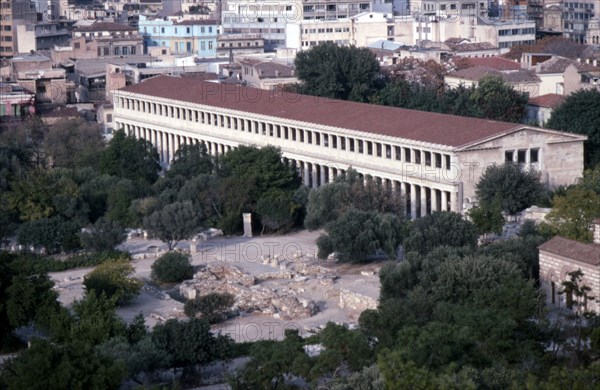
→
(139, 15, 219, 58)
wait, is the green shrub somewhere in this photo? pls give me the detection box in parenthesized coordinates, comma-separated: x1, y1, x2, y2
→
(151, 252, 194, 284)
(7, 251, 129, 275)
(184, 292, 235, 324)
(83, 258, 142, 305)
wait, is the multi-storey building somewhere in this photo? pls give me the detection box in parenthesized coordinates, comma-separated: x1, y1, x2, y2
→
(286, 12, 395, 50)
(113, 75, 586, 218)
(0, 0, 37, 58)
(139, 15, 219, 58)
(15, 21, 71, 52)
(216, 33, 265, 58)
(221, 0, 374, 50)
(562, 0, 600, 43)
(70, 21, 144, 59)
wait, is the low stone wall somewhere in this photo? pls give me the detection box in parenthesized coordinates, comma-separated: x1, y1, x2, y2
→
(338, 288, 378, 312)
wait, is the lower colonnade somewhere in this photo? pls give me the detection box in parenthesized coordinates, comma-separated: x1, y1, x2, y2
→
(121, 123, 456, 220)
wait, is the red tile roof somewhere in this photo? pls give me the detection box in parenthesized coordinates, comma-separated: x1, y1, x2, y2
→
(528, 94, 565, 109)
(465, 57, 521, 71)
(119, 76, 526, 148)
(539, 236, 600, 266)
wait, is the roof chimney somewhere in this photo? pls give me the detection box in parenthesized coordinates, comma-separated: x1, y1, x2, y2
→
(594, 219, 600, 244)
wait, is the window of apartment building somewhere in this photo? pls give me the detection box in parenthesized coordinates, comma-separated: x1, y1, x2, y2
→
(323, 134, 329, 147)
(357, 140, 364, 153)
(348, 138, 355, 152)
(209, 27, 213, 33)
(425, 151, 432, 166)
(114, 47, 121, 55)
(340, 137, 346, 150)
(175, 28, 178, 34)
(187, 27, 190, 33)
(201, 41, 206, 50)
(131, 46, 136, 55)
(385, 145, 392, 159)
(376, 143, 382, 157)
(367, 141, 373, 155)
(414, 150, 421, 164)
(161, 27, 165, 33)
(201, 27, 205, 33)
(404, 147, 411, 162)
(122, 47, 128, 55)
(208, 41, 213, 50)
(307, 131, 312, 144)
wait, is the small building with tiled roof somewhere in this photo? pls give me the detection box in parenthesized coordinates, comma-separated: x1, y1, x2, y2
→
(539, 221, 600, 313)
(526, 93, 566, 126)
(445, 66, 541, 97)
(464, 56, 521, 71)
(239, 59, 297, 90)
(526, 55, 600, 96)
(113, 75, 586, 219)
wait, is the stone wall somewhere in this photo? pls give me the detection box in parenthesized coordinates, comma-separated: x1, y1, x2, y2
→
(539, 251, 600, 313)
(338, 288, 378, 312)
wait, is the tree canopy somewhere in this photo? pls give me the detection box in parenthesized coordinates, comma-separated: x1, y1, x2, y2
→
(404, 212, 478, 255)
(317, 209, 407, 262)
(42, 118, 104, 170)
(544, 186, 600, 242)
(294, 42, 381, 102)
(546, 89, 600, 167)
(143, 201, 202, 250)
(475, 162, 544, 215)
(99, 130, 160, 184)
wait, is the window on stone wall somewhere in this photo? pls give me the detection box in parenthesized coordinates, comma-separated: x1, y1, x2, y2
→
(414, 150, 421, 164)
(530, 148, 539, 163)
(505, 150, 514, 162)
(517, 149, 527, 164)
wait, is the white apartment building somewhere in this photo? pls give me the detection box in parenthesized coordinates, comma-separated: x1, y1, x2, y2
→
(221, 0, 377, 50)
(113, 76, 586, 219)
(286, 12, 396, 49)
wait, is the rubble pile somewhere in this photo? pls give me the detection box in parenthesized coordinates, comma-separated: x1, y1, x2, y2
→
(179, 263, 320, 320)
